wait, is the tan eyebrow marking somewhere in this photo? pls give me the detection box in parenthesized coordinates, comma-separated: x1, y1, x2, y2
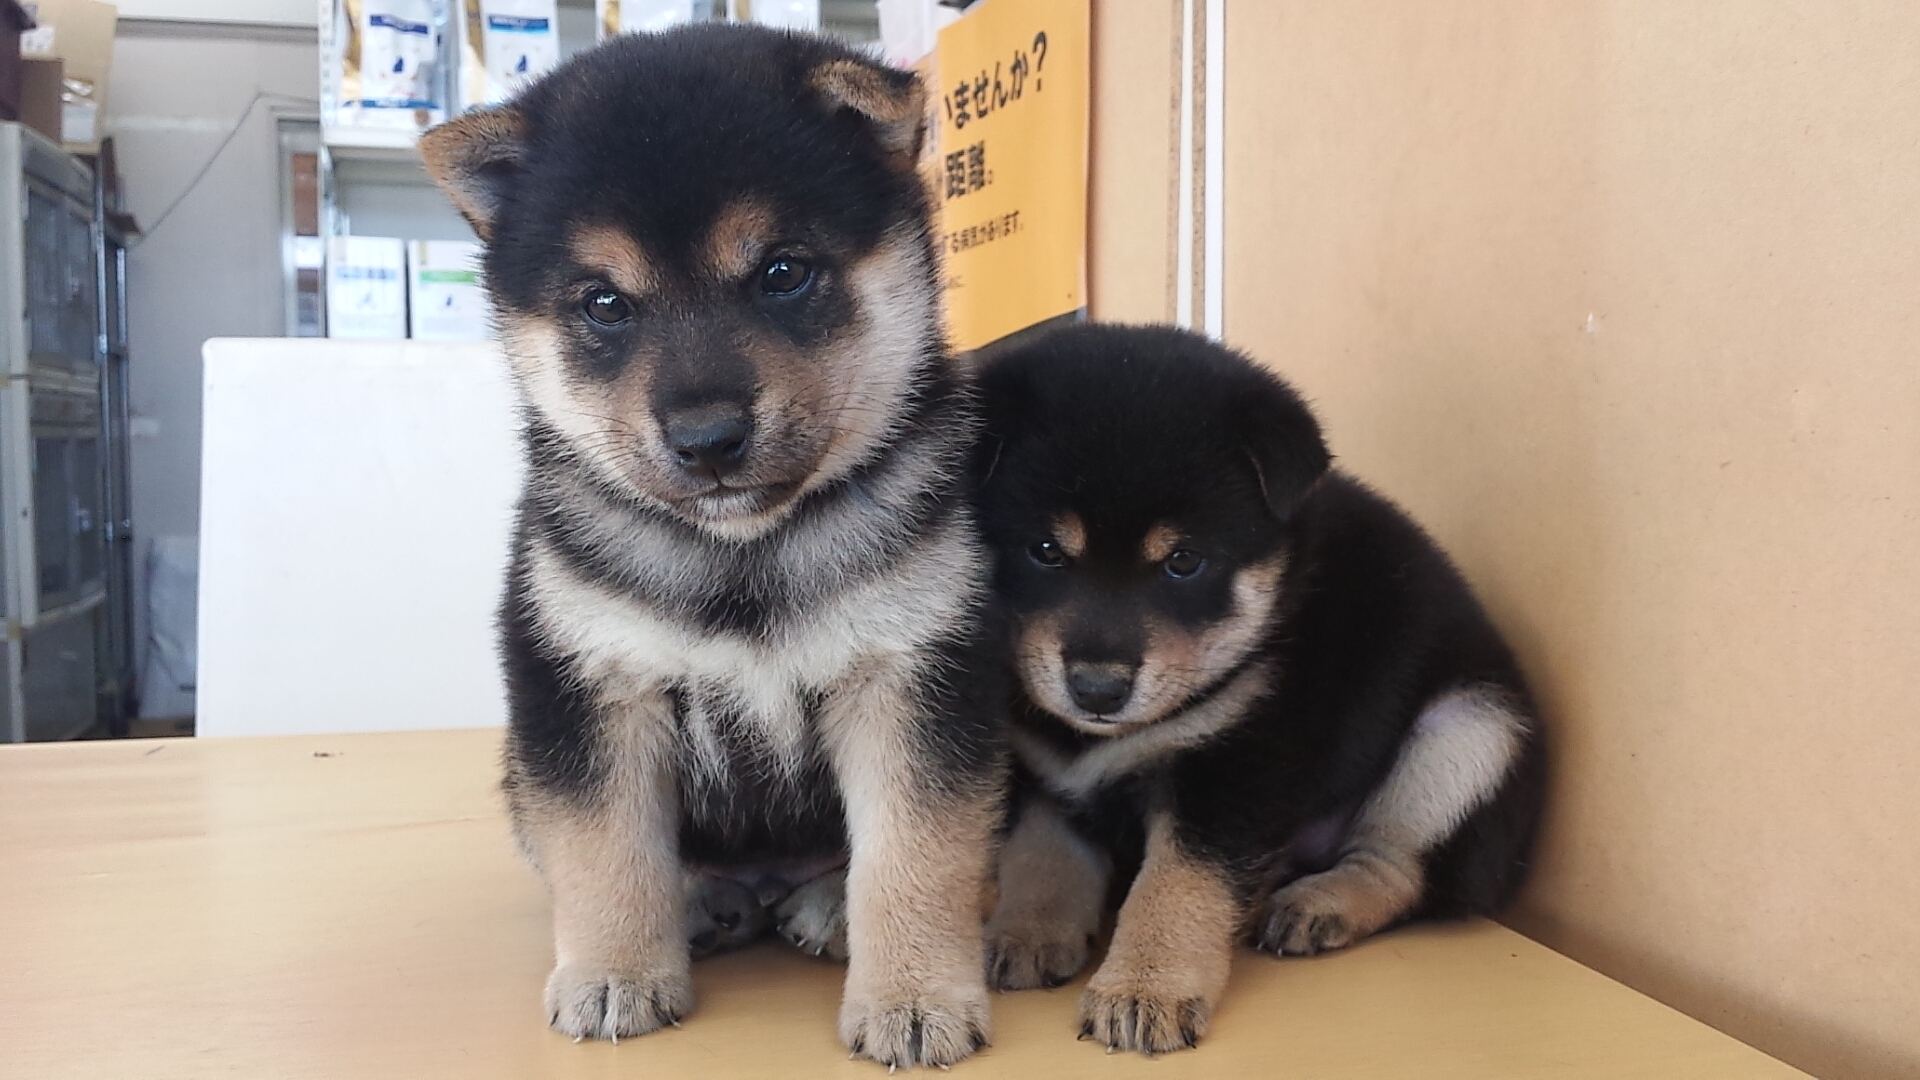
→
(568, 224, 657, 297)
(1141, 522, 1181, 563)
(701, 198, 779, 281)
(1054, 512, 1087, 559)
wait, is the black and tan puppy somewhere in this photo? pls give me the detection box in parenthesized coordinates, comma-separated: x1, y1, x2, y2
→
(420, 26, 1004, 1068)
(971, 325, 1545, 1054)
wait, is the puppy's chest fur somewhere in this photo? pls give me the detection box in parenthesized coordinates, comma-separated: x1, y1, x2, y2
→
(522, 499, 985, 860)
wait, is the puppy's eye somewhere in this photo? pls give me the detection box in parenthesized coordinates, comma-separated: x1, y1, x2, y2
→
(582, 289, 632, 326)
(759, 255, 814, 297)
(1163, 550, 1206, 579)
(1028, 540, 1068, 569)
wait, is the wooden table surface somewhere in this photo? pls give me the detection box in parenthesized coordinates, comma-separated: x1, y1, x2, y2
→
(0, 729, 1806, 1080)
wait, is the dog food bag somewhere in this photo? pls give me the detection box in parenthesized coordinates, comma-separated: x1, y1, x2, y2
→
(324, 0, 449, 132)
(595, 0, 699, 39)
(455, 0, 559, 109)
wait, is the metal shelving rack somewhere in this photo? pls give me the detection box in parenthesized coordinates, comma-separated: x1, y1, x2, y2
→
(94, 153, 136, 730)
(0, 121, 132, 741)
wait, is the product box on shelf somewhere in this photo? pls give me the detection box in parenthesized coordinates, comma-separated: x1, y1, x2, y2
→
(594, 0, 698, 39)
(406, 240, 490, 342)
(322, 0, 449, 138)
(18, 0, 116, 152)
(1, 0, 32, 123)
(327, 236, 409, 340)
(17, 58, 62, 142)
(453, 0, 559, 111)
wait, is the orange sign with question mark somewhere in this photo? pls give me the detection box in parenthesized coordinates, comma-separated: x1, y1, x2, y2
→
(927, 0, 1089, 352)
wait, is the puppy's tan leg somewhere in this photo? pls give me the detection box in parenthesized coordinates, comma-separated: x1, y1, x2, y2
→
(985, 793, 1109, 990)
(1254, 686, 1527, 955)
(516, 692, 691, 1041)
(822, 664, 1000, 1069)
(1079, 811, 1239, 1054)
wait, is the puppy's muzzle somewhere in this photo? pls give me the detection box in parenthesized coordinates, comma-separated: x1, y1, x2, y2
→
(663, 404, 752, 481)
(1065, 661, 1138, 716)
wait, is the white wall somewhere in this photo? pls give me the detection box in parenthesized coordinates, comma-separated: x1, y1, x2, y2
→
(106, 22, 319, 699)
(114, 0, 316, 25)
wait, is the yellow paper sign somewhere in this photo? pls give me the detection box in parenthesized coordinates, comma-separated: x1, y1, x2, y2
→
(929, 0, 1089, 352)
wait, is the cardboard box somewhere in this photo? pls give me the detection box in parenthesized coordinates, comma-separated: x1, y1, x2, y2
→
(1, 0, 33, 123)
(18, 0, 117, 153)
(326, 237, 408, 340)
(18, 57, 63, 143)
(406, 240, 490, 342)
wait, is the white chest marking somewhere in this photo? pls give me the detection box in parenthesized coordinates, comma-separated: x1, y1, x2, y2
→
(523, 524, 983, 782)
(1013, 663, 1274, 804)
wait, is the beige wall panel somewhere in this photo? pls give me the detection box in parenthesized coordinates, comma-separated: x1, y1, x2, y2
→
(1222, 4, 1920, 1078)
(1088, 0, 1181, 323)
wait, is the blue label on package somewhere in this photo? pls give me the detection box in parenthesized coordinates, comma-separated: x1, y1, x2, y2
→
(486, 15, 552, 31)
(368, 13, 430, 34)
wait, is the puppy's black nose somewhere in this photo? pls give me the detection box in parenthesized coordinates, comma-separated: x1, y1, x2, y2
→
(1066, 662, 1136, 716)
(663, 407, 751, 479)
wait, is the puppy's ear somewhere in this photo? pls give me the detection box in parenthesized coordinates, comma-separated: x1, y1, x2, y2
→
(969, 356, 1030, 489)
(811, 59, 927, 163)
(419, 106, 526, 240)
(1239, 376, 1331, 521)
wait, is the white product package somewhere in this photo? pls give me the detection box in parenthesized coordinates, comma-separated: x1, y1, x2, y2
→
(326, 0, 449, 132)
(594, 0, 695, 39)
(137, 536, 198, 721)
(876, 0, 961, 68)
(745, 0, 817, 31)
(457, 0, 559, 109)
(327, 237, 409, 340)
(407, 240, 491, 342)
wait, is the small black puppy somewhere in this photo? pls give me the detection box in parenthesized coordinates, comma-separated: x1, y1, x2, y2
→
(971, 325, 1545, 1054)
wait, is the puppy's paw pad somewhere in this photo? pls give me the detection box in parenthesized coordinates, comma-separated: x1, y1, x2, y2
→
(984, 924, 1092, 991)
(774, 868, 849, 962)
(1253, 881, 1359, 956)
(544, 965, 693, 1041)
(840, 987, 991, 1068)
(686, 875, 770, 959)
(1077, 983, 1209, 1055)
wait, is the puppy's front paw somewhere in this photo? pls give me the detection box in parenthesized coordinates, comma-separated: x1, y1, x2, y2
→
(1077, 976, 1210, 1055)
(984, 919, 1092, 990)
(544, 964, 693, 1041)
(774, 868, 849, 961)
(839, 983, 991, 1069)
(1252, 874, 1367, 956)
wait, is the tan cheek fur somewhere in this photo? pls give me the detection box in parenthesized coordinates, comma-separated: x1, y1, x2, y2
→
(497, 314, 683, 503)
(1014, 610, 1081, 723)
(1124, 555, 1285, 724)
(787, 228, 939, 497)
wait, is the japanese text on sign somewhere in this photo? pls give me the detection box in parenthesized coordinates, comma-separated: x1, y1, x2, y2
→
(928, 0, 1086, 353)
